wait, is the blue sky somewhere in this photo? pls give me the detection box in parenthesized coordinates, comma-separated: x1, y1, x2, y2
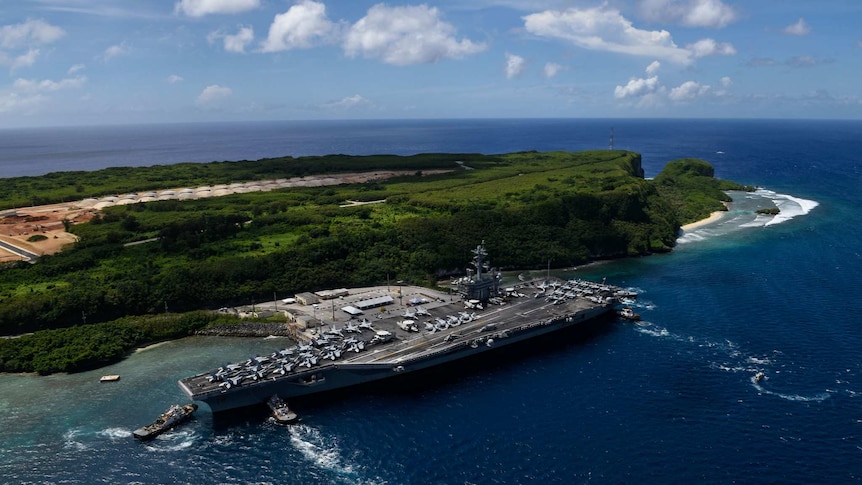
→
(0, 0, 860, 127)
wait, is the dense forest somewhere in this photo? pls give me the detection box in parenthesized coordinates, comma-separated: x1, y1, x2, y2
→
(0, 150, 746, 373)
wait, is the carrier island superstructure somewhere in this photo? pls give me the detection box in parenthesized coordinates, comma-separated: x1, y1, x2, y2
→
(178, 242, 633, 412)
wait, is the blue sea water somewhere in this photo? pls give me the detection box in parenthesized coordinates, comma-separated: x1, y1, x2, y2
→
(1, 119, 862, 484)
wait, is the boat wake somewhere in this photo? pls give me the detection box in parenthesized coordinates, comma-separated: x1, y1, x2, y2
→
(98, 427, 132, 440)
(677, 189, 819, 244)
(749, 375, 830, 403)
(633, 321, 832, 403)
(144, 429, 197, 452)
(289, 424, 379, 484)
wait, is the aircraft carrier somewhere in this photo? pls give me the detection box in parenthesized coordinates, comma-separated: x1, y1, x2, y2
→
(178, 243, 633, 412)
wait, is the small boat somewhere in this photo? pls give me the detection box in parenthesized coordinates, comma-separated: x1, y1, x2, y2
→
(754, 371, 766, 383)
(617, 307, 641, 321)
(99, 374, 120, 383)
(267, 395, 298, 424)
(133, 403, 197, 440)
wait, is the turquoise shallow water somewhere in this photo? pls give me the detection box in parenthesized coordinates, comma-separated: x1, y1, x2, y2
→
(1, 119, 861, 483)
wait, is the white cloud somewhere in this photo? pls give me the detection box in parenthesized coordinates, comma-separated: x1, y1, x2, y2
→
(523, 5, 693, 64)
(167, 74, 184, 84)
(11, 48, 40, 70)
(14, 75, 87, 92)
(720, 76, 731, 87)
(0, 92, 46, 113)
(175, 0, 260, 17)
(68, 64, 86, 75)
(614, 76, 659, 99)
(686, 38, 735, 58)
(102, 42, 129, 61)
(196, 84, 231, 105)
(260, 1, 337, 53)
(669, 80, 710, 101)
(506, 53, 526, 79)
(0, 19, 66, 49)
(544, 62, 562, 78)
(783, 18, 811, 36)
(210, 26, 254, 53)
(344, 4, 486, 65)
(645, 60, 661, 75)
(323, 94, 371, 110)
(639, 0, 737, 28)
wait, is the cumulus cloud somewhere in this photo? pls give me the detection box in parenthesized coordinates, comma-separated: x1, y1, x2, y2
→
(668, 80, 710, 101)
(323, 94, 371, 110)
(0, 92, 46, 113)
(639, 0, 737, 28)
(344, 4, 486, 65)
(783, 18, 811, 36)
(645, 60, 661, 75)
(523, 5, 692, 64)
(10, 48, 40, 70)
(175, 0, 260, 17)
(13, 75, 87, 92)
(544, 62, 562, 78)
(614, 76, 659, 99)
(68, 64, 85, 75)
(260, 0, 337, 52)
(720, 76, 731, 87)
(196, 84, 231, 105)
(505, 53, 526, 79)
(167, 74, 184, 84)
(101, 42, 129, 61)
(686, 38, 735, 58)
(0, 19, 66, 49)
(209, 26, 254, 53)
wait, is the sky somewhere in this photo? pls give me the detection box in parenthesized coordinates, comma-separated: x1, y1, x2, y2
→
(0, 0, 860, 128)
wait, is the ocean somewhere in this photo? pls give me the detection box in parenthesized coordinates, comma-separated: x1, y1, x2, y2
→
(1, 119, 861, 484)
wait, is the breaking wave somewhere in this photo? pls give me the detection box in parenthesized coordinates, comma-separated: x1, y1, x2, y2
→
(677, 189, 819, 244)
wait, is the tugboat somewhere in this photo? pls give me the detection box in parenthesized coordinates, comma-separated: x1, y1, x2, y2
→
(133, 403, 197, 440)
(267, 394, 299, 424)
(617, 307, 641, 321)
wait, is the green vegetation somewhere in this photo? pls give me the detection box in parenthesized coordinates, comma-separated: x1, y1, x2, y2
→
(26, 234, 48, 242)
(0, 150, 744, 373)
(652, 158, 750, 223)
(0, 311, 242, 374)
(0, 153, 483, 210)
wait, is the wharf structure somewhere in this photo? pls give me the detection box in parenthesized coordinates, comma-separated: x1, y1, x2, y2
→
(179, 243, 633, 412)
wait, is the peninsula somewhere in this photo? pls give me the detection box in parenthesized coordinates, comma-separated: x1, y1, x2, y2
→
(0, 151, 748, 374)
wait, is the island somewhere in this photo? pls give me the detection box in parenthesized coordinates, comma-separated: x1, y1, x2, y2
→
(0, 150, 748, 374)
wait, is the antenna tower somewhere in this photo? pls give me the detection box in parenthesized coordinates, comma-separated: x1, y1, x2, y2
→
(609, 127, 614, 151)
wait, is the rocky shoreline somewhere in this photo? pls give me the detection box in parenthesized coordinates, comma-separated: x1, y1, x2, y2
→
(195, 322, 295, 338)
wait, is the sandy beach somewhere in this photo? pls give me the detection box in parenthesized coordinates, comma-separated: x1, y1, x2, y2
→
(680, 211, 725, 232)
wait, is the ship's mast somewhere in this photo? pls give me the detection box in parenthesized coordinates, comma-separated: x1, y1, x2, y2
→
(471, 240, 489, 281)
(458, 240, 500, 303)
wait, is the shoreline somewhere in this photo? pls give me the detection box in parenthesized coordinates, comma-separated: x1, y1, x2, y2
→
(680, 210, 725, 232)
